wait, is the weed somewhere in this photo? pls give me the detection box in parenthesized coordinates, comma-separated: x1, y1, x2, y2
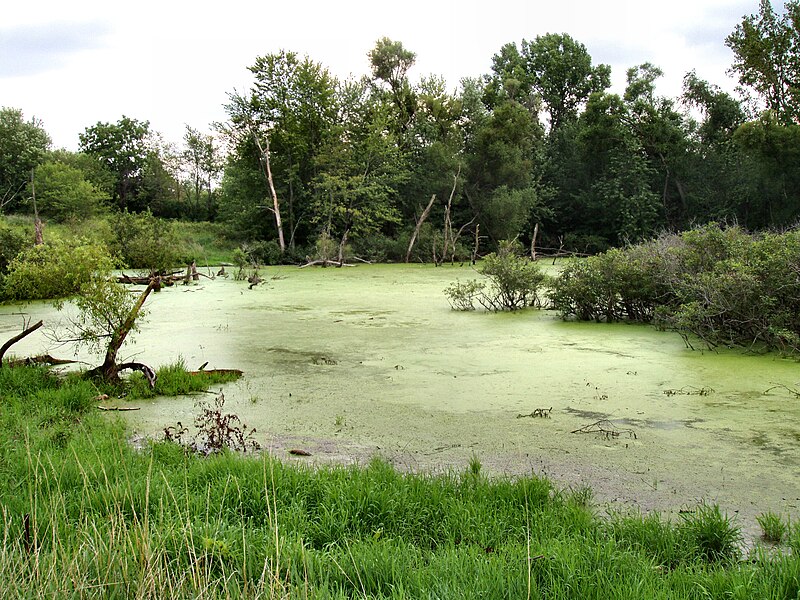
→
(679, 503, 742, 562)
(468, 454, 482, 478)
(163, 391, 260, 455)
(756, 511, 787, 543)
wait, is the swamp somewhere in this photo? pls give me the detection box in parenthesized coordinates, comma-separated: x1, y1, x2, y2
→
(3, 262, 798, 543)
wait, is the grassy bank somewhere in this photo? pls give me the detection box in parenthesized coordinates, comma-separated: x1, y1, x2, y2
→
(1, 365, 799, 598)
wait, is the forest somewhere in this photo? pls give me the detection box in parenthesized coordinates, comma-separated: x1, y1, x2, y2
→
(1, 0, 799, 271)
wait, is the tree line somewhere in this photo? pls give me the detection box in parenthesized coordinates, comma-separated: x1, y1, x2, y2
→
(2, 0, 799, 262)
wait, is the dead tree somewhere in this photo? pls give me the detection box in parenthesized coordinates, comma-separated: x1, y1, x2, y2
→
(250, 128, 286, 254)
(405, 194, 436, 263)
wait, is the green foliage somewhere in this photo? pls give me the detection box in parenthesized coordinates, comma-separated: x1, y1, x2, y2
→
(109, 210, 180, 273)
(445, 241, 546, 311)
(0, 219, 30, 275)
(477, 241, 547, 310)
(726, 0, 800, 126)
(678, 504, 742, 563)
(0, 107, 51, 212)
(756, 511, 788, 543)
(552, 224, 800, 353)
(30, 161, 109, 222)
(2, 237, 115, 301)
(443, 279, 485, 311)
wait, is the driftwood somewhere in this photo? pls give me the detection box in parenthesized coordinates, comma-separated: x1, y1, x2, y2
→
(288, 448, 312, 456)
(6, 354, 77, 368)
(516, 407, 552, 419)
(117, 362, 157, 389)
(299, 260, 356, 268)
(0, 319, 43, 366)
(571, 420, 637, 440)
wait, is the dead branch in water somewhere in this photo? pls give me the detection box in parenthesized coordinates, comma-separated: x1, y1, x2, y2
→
(571, 420, 637, 440)
(763, 383, 800, 398)
(663, 386, 715, 396)
(516, 407, 552, 419)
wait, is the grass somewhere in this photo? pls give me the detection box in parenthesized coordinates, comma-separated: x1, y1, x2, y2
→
(172, 220, 239, 266)
(1, 364, 799, 598)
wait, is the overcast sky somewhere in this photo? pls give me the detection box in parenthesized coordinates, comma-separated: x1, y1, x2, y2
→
(1, 0, 758, 150)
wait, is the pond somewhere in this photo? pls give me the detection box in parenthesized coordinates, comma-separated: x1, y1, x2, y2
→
(2, 263, 799, 540)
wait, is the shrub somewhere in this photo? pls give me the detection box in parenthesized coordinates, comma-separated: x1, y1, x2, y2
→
(443, 279, 485, 311)
(108, 210, 180, 274)
(0, 220, 29, 275)
(444, 240, 547, 312)
(551, 223, 800, 353)
(2, 237, 115, 301)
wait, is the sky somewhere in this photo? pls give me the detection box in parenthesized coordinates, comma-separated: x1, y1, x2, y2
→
(1, 0, 758, 150)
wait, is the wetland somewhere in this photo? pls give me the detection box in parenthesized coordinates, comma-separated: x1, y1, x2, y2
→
(2, 263, 799, 540)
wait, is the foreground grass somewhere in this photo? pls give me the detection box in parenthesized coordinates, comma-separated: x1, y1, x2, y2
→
(1, 366, 799, 598)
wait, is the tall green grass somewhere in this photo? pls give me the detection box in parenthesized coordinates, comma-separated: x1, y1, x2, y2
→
(1, 364, 798, 598)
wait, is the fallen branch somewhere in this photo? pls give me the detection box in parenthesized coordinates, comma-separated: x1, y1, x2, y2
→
(763, 383, 800, 398)
(299, 259, 356, 268)
(0, 319, 43, 367)
(516, 407, 552, 419)
(571, 419, 637, 440)
(5, 354, 77, 368)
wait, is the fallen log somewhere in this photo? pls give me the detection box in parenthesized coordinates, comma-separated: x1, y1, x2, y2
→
(299, 259, 356, 268)
(116, 362, 157, 389)
(6, 354, 77, 368)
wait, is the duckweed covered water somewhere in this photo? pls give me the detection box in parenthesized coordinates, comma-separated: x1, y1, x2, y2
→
(2, 263, 798, 538)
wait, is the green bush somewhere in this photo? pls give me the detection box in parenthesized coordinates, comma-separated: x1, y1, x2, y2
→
(2, 237, 115, 301)
(444, 240, 546, 312)
(551, 223, 800, 353)
(109, 210, 180, 274)
(0, 220, 30, 275)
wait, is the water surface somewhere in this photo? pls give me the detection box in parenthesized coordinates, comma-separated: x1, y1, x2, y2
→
(2, 263, 798, 539)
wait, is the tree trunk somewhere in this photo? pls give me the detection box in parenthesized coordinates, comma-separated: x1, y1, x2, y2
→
(252, 131, 286, 253)
(405, 194, 436, 263)
(530, 223, 539, 260)
(90, 280, 157, 383)
(337, 227, 350, 267)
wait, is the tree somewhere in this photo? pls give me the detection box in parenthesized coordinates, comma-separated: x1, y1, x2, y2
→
(221, 51, 338, 252)
(30, 161, 108, 222)
(78, 116, 152, 211)
(0, 107, 51, 212)
(368, 38, 417, 135)
(726, 0, 800, 125)
(312, 78, 408, 261)
(181, 126, 222, 220)
(521, 33, 611, 132)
